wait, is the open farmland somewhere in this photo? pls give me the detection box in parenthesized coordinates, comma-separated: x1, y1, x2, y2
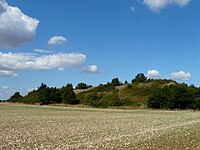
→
(1, 104, 200, 149)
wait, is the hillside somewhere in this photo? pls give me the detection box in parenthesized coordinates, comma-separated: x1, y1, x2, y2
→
(76, 79, 177, 108)
(6, 73, 200, 110)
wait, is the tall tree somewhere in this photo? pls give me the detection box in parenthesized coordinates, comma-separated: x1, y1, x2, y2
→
(111, 78, 121, 86)
(132, 73, 147, 83)
(62, 84, 79, 104)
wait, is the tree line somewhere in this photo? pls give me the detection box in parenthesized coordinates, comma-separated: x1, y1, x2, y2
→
(8, 83, 79, 105)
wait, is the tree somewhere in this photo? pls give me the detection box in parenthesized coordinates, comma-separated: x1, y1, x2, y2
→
(148, 84, 195, 109)
(9, 92, 23, 102)
(38, 83, 47, 90)
(62, 84, 79, 104)
(124, 81, 128, 85)
(39, 87, 51, 105)
(10, 92, 23, 99)
(49, 87, 62, 103)
(75, 83, 90, 89)
(111, 78, 121, 86)
(132, 73, 147, 83)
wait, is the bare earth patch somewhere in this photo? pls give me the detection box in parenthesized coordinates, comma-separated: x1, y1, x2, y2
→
(1, 103, 200, 149)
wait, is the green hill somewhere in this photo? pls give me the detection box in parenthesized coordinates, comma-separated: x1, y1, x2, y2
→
(7, 73, 200, 110)
(76, 79, 177, 108)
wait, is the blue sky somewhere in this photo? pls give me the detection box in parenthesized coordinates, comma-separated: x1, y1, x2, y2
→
(0, 0, 199, 99)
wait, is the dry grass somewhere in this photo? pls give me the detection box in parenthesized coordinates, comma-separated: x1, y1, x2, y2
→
(1, 103, 200, 149)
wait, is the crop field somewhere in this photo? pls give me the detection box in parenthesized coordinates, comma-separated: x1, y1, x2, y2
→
(1, 104, 200, 149)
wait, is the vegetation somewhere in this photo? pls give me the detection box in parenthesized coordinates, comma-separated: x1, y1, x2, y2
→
(61, 84, 79, 104)
(75, 83, 92, 89)
(8, 92, 23, 102)
(7, 73, 200, 110)
(148, 83, 200, 110)
(132, 73, 147, 83)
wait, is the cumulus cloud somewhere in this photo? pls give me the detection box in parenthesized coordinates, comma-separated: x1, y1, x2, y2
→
(48, 36, 67, 45)
(83, 65, 99, 73)
(0, 52, 86, 76)
(0, 0, 39, 48)
(147, 69, 161, 79)
(143, 0, 191, 11)
(170, 71, 192, 81)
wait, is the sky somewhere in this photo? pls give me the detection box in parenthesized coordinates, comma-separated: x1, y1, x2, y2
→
(0, 0, 199, 99)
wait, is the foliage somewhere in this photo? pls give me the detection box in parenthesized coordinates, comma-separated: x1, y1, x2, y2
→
(7, 72, 200, 110)
(75, 83, 92, 89)
(61, 84, 79, 104)
(132, 73, 147, 83)
(8, 92, 23, 102)
(148, 83, 200, 110)
(111, 78, 121, 86)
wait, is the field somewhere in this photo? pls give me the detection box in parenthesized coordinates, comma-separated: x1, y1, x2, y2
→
(1, 104, 200, 149)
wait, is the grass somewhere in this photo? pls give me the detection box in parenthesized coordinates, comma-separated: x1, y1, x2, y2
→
(1, 103, 200, 149)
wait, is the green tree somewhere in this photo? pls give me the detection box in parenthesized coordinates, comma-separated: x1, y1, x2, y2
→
(132, 73, 147, 83)
(49, 87, 62, 103)
(9, 92, 23, 102)
(62, 84, 79, 104)
(10, 92, 23, 99)
(111, 78, 121, 86)
(148, 84, 195, 109)
(39, 87, 51, 105)
(124, 81, 128, 85)
(75, 83, 91, 89)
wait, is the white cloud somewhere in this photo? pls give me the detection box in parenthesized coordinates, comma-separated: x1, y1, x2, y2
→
(0, 0, 39, 48)
(34, 49, 52, 54)
(48, 36, 67, 45)
(0, 52, 86, 76)
(143, 0, 191, 11)
(147, 69, 161, 79)
(83, 65, 99, 73)
(58, 67, 65, 71)
(0, 70, 18, 77)
(170, 71, 192, 81)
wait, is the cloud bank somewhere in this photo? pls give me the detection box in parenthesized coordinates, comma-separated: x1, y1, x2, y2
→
(48, 36, 67, 45)
(143, 0, 191, 11)
(0, 52, 86, 76)
(170, 71, 192, 81)
(0, 0, 39, 48)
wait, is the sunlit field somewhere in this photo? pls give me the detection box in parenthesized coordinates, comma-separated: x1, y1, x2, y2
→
(1, 103, 200, 149)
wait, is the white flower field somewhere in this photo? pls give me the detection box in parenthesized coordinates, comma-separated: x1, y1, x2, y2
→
(1, 103, 200, 149)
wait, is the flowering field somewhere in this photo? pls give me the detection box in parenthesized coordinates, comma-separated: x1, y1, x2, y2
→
(1, 103, 200, 149)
